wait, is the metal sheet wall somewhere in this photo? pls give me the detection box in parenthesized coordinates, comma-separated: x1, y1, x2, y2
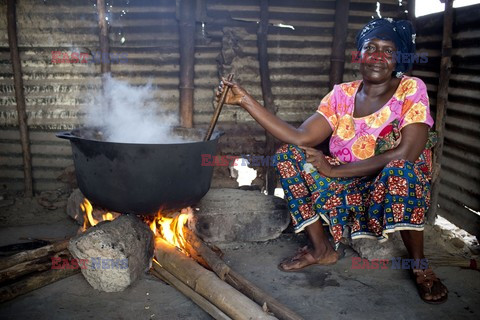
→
(412, 4, 480, 236)
(0, 0, 405, 193)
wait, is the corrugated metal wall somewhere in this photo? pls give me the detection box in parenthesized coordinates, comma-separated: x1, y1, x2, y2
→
(0, 0, 405, 194)
(412, 4, 480, 237)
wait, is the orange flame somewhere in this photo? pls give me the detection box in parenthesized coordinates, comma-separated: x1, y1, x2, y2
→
(79, 199, 192, 253)
(149, 207, 192, 252)
(80, 198, 118, 231)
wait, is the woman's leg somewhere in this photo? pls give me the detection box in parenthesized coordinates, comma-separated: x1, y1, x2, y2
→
(279, 220, 338, 271)
(274, 144, 338, 270)
(401, 230, 448, 302)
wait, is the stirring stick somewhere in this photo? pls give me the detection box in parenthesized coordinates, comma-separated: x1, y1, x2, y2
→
(204, 73, 234, 141)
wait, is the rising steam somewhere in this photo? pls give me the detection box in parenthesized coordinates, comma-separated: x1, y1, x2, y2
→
(85, 74, 186, 144)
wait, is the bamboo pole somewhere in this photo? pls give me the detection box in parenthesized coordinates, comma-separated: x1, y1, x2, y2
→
(178, 0, 196, 128)
(6, 0, 33, 198)
(183, 230, 304, 320)
(427, 0, 454, 222)
(328, 0, 350, 89)
(151, 261, 232, 320)
(257, 0, 277, 195)
(0, 240, 69, 271)
(154, 238, 278, 320)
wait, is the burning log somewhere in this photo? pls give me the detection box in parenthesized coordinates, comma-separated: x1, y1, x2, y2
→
(151, 261, 232, 320)
(183, 230, 304, 320)
(0, 239, 69, 271)
(154, 237, 278, 320)
(68, 214, 153, 292)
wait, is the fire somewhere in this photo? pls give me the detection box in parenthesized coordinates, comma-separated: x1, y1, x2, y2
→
(149, 208, 192, 251)
(80, 198, 119, 231)
(79, 198, 192, 252)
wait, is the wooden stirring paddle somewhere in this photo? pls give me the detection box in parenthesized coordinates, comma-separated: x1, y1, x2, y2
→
(204, 73, 234, 141)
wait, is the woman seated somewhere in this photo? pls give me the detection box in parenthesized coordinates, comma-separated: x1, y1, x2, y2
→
(217, 18, 448, 304)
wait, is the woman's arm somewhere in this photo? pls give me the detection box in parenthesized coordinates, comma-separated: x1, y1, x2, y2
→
(304, 123, 429, 178)
(219, 80, 332, 147)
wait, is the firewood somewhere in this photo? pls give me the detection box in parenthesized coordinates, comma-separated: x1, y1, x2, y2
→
(183, 227, 230, 279)
(183, 230, 304, 320)
(154, 238, 278, 320)
(0, 249, 70, 285)
(151, 261, 232, 320)
(0, 239, 69, 271)
(0, 267, 79, 302)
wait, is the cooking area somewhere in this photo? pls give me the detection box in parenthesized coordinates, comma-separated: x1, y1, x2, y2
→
(1, 0, 479, 319)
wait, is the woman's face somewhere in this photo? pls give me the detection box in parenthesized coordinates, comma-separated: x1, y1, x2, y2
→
(359, 38, 397, 83)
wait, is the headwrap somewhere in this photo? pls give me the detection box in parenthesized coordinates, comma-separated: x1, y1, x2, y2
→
(355, 18, 416, 75)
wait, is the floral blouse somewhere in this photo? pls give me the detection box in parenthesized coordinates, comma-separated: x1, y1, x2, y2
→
(317, 76, 434, 163)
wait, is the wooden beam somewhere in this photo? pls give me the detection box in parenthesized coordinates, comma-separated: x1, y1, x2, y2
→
(6, 0, 33, 198)
(96, 0, 111, 74)
(427, 0, 454, 222)
(179, 0, 196, 128)
(257, 0, 277, 195)
(328, 0, 350, 90)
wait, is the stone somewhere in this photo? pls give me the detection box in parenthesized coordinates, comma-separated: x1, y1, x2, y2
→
(68, 215, 154, 292)
(66, 189, 85, 225)
(350, 232, 407, 261)
(189, 188, 290, 244)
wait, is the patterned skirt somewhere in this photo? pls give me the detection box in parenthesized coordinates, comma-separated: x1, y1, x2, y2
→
(273, 144, 431, 246)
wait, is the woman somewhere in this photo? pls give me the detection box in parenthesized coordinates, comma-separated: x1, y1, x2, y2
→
(216, 18, 448, 304)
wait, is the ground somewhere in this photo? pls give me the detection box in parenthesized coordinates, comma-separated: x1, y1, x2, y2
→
(0, 195, 479, 320)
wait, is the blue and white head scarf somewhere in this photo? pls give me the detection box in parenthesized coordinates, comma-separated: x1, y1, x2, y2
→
(356, 18, 416, 75)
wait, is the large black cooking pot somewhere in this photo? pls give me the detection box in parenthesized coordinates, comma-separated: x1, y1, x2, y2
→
(57, 127, 222, 215)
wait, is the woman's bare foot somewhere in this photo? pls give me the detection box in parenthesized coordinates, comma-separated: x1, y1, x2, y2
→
(278, 247, 339, 272)
(412, 268, 448, 304)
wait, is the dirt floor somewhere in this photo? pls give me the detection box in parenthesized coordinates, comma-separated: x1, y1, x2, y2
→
(0, 195, 479, 320)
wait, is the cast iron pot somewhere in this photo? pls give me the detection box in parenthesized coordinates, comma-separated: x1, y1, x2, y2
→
(57, 127, 222, 215)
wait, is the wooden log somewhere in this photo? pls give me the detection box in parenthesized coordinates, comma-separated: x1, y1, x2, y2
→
(154, 238, 278, 320)
(0, 267, 79, 303)
(0, 249, 70, 285)
(257, 0, 277, 195)
(0, 240, 50, 257)
(328, 0, 350, 89)
(0, 240, 69, 271)
(183, 227, 230, 280)
(427, 0, 454, 222)
(6, 0, 33, 198)
(178, 0, 196, 128)
(183, 231, 303, 320)
(151, 261, 232, 320)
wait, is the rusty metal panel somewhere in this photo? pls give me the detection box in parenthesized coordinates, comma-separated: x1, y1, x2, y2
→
(412, 4, 480, 236)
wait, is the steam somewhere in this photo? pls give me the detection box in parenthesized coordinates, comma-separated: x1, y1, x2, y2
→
(86, 75, 186, 144)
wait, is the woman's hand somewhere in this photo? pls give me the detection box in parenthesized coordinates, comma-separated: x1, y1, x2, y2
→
(215, 78, 251, 107)
(300, 146, 333, 177)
